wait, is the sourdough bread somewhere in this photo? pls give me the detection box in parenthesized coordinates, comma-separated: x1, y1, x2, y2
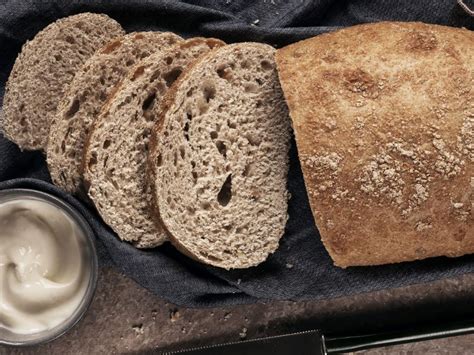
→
(2, 13, 124, 150)
(148, 43, 291, 269)
(47, 32, 183, 194)
(276, 22, 474, 267)
(83, 38, 224, 248)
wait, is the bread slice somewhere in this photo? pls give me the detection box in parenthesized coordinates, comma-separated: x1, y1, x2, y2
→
(83, 38, 225, 248)
(148, 43, 292, 269)
(276, 22, 474, 268)
(2, 13, 124, 150)
(47, 32, 183, 194)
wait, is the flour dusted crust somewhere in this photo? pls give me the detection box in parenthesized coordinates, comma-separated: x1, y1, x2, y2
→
(276, 22, 473, 267)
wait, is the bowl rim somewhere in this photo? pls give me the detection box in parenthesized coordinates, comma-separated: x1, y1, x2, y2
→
(0, 188, 99, 347)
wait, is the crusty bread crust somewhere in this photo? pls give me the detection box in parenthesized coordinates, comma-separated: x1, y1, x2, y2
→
(276, 21, 473, 268)
(2, 13, 124, 150)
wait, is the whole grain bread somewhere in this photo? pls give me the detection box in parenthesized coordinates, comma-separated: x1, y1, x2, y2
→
(276, 21, 474, 268)
(2, 13, 124, 150)
(47, 32, 183, 194)
(148, 43, 292, 269)
(83, 38, 225, 248)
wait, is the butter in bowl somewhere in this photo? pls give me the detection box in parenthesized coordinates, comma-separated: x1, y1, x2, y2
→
(0, 189, 98, 346)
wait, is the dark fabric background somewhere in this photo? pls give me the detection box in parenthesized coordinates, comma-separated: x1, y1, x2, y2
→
(0, 0, 473, 307)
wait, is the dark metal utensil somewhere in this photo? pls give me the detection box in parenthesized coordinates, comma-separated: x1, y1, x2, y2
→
(160, 318, 474, 354)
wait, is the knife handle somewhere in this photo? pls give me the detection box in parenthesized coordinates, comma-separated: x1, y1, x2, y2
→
(323, 318, 474, 353)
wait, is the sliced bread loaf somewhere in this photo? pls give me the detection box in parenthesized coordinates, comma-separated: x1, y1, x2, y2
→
(2, 13, 124, 150)
(148, 43, 292, 269)
(83, 38, 225, 248)
(47, 32, 183, 194)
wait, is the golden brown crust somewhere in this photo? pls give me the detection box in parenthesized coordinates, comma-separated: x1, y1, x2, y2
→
(276, 22, 473, 267)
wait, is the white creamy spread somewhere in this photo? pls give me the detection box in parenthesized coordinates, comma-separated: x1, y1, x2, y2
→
(0, 199, 90, 334)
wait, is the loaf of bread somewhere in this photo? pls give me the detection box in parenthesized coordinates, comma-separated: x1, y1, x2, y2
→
(148, 43, 292, 268)
(47, 32, 183, 194)
(2, 13, 124, 150)
(83, 38, 224, 248)
(276, 22, 473, 268)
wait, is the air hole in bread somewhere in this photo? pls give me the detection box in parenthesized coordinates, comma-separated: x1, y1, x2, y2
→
(88, 152, 98, 171)
(255, 78, 263, 85)
(110, 178, 120, 191)
(103, 155, 108, 167)
(246, 133, 261, 146)
(132, 66, 145, 81)
(19, 116, 26, 126)
(217, 174, 232, 206)
(179, 145, 185, 159)
(65, 35, 75, 44)
(186, 206, 195, 215)
(106, 168, 115, 178)
(65, 99, 80, 118)
(242, 163, 253, 177)
(217, 65, 233, 81)
(61, 140, 66, 152)
(201, 201, 211, 210)
(192, 171, 198, 184)
(126, 59, 135, 67)
(140, 52, 149, 59)
(203, 83, 216, 103)
(216, 140, 227, 158)
(261, 60, 272, 70)
(156, 154, 163, 167)
(223, 224, 233, 231)
(148, 70, 161, 84)
(54, 54, 62, 61)
(184, 121, 190, 141)
(210, 131, 218, 139)
(217, 104, 226, 113)
(165, 56, 173, 65)
(256, 100, 263, 108)
(164, 68, 183, 87)
(142, 91, 156, 113)
(227, 120, 236, 129)
(244, 82, 258, 93)
(67, 150, 76, 159)
(103, 139, 111, 149)
(187, 88, 194, 97)
(18, 104, 24, 113)
(173, 150, 178, 166)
